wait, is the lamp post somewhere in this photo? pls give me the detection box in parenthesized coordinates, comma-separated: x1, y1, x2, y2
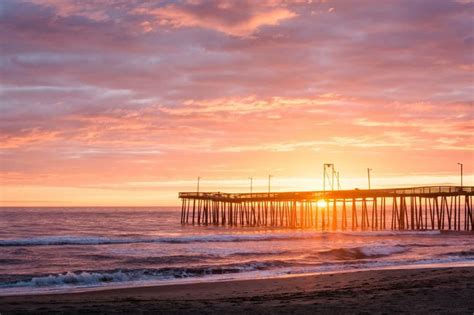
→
(197, 176, 201, 196)
(367, 168, 372, 190)
(249, 177, 253, 195)
(331, 165, 335, 191)
(457, 163, 463, 189)
(268, 175, 273, 196)
(336, 171, 341, 190)
(323, 163, 334, 191)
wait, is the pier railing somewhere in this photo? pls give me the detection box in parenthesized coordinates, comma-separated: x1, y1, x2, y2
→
(179, 186, 473, 231)
(180, 186, 474, 201)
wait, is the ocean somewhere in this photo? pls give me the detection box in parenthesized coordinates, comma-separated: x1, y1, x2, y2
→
(0, 207, 473, 296)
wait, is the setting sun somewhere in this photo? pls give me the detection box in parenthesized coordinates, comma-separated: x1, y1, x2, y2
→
(317, 200, 328, 208)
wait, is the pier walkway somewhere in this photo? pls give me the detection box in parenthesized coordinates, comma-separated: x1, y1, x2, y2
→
(179, 186, 474, 231)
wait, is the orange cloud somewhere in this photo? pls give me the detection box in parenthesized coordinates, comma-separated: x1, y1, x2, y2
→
(0, 129, 60, 149)
(159, 95, 346, 116)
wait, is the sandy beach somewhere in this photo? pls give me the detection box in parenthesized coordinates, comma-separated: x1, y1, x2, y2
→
(1, 267, 473, 314)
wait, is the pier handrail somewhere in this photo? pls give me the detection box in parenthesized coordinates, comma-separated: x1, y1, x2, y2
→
(179, 186, 474, 201)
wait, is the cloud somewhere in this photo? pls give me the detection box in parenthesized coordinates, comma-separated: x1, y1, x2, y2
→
(134, 1, 297, 37)
(1, 0, 473, 204)
(26, 0, 110, 21)
(0, 129, 60, 149)
(158, 95, 344, 116)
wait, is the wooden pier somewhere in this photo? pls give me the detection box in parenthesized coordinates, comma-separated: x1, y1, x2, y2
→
(179, 186, 474, 231)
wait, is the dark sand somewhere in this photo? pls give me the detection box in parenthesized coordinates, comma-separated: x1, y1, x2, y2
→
(1, 267, 473, 314)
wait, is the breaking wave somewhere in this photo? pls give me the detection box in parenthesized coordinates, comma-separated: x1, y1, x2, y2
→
(439, 249, 474, 257)
(0, 230, 442, 247)
(2, 260, 293, 288)
(311, 245, 407, 260)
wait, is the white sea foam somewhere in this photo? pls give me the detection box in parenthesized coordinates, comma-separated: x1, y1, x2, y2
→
(28, 271, 132, 287)
(5, 260, 293, 288)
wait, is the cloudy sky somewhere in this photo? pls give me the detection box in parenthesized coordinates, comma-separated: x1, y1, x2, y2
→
(0, 0, 472, 206)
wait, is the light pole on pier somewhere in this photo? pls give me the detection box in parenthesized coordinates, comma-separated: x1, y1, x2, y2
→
(249, 177, 253, 195)
(197, 176, 201, 196)
(457, 163, 463, 189)
(268, 175, 273, 196)
(367, 168, 372, 190)
(332, 167, 335, 191)
(336, 171, 341, 190)
(323, 163, 335, 191)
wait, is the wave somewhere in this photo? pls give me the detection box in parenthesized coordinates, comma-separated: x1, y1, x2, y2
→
(2, 260, 293, 288)
(439, 249, 474, 257)
(123, 251, 291, 265)
(2, 253, 472, 292)
(0, 258, 24, 265)
(6, 254, 471, 290)
(123, 254, 216, 265)
(0, 230, 442, 247)
(340, 231, 441, 237)
(311, 245, 407, 260)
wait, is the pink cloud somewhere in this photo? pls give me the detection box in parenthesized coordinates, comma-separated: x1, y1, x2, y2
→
(27, 0, 110, 21)
(134, 2, 297, 37)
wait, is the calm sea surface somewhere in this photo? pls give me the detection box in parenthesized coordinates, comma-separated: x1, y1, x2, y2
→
(0, 207, 473, 295)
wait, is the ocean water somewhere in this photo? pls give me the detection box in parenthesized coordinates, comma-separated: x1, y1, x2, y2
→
(0, 207, 473, 296)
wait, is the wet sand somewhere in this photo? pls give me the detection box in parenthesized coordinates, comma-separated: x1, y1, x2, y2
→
(1, 267, 473, 314)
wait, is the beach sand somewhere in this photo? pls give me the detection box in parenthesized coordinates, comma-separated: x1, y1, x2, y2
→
(1, 267, 473, 314)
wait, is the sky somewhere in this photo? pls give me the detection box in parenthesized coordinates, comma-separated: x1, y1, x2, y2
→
(0, 0, 473, 206)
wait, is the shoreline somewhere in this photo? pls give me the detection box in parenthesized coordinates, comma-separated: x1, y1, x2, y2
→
(1, 261, 474, 298)
(1, 266, 473, 314)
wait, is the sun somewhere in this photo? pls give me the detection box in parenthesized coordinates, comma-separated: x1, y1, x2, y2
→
(316, 200, 328, 208)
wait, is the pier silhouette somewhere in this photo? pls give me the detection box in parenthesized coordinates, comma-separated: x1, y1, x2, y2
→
(179, 186, 473, 231)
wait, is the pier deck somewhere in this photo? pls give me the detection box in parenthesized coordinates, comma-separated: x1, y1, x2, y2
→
(179, 186, 474, 231)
